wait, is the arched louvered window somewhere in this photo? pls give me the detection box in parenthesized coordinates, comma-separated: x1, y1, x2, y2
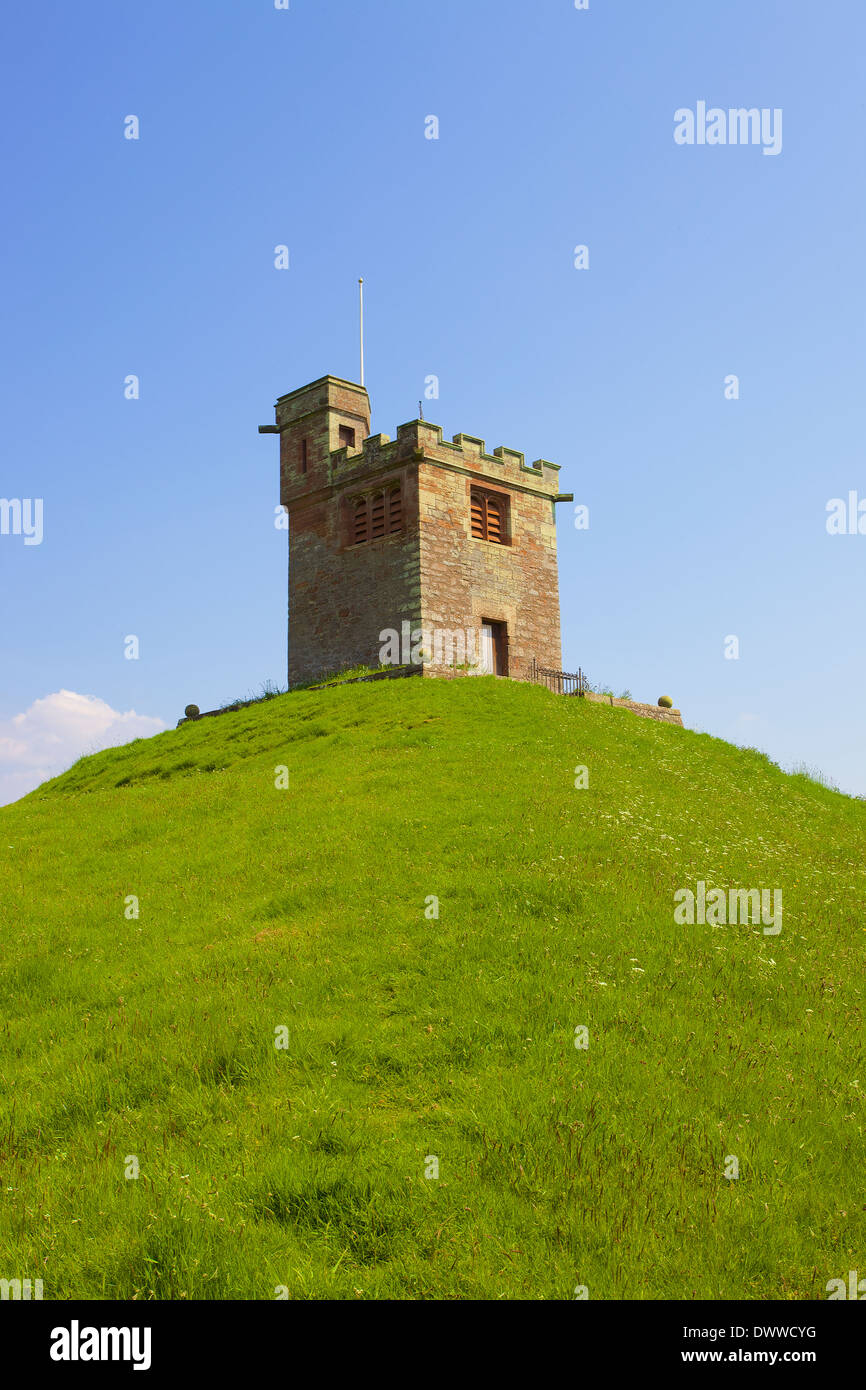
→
(350, 485, 402, 545)
(471, 488, 507, 544)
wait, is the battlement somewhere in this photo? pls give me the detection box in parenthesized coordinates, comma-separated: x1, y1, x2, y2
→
(326, 417, 561, 498)
(262, 377, 562, 503)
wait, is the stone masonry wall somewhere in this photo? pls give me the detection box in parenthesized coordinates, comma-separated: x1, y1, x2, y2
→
(278, 377, 372, 511)
(416, 429, 563, 680)
(287, 462, 421, 686)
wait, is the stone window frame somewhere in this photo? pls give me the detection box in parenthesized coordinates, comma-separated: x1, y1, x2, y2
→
(469, 483, 512, 546)
(345, 482, 403, 548)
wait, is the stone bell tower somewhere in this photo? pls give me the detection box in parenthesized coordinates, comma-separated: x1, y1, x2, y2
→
(259, 375, 568, 687)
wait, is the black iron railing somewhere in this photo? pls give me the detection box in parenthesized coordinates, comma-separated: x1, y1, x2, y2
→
(529, 659, 587, 697)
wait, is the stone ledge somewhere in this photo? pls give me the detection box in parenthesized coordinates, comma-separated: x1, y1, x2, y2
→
(305, 666, 422, 692)
(176, 667, 423, 726)
(583, 691, 684, 726)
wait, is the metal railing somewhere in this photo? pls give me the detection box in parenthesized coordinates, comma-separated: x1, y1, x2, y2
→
(529, 659, 587, 696)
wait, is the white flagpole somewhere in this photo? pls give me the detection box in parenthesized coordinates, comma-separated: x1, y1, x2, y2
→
(358, 278, 365, 387)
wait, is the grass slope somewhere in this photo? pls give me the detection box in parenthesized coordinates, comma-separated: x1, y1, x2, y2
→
(1, 677, 864, 1300)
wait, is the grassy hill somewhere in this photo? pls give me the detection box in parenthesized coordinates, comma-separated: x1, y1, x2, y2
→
(1, 676, 864, 1300)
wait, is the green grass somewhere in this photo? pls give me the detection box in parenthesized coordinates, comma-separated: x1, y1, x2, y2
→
(0, 677, 864, 1300)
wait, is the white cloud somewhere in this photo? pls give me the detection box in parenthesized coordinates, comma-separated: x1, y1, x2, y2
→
(0, 691, 165, 806)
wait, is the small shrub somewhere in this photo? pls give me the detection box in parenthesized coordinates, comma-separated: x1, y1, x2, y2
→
(658, 695, 673, 709)
(184, 704, 201, 719)
(583, 677, 631, 700)
(220, 681, 289, 708)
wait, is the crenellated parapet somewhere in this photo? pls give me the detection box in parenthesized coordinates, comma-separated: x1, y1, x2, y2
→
(323, 417, 561, 500)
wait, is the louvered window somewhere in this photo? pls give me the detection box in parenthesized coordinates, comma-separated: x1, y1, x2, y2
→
(470, 488, 507, 544)
(470, 491, 485, 539)
(350, 486, 402, 545)
(353, 496, 368, 545)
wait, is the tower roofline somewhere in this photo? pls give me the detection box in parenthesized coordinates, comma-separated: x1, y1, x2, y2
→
(275, 374, 369, 406)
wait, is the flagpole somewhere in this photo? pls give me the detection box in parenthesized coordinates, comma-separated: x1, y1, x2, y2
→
(358, 278, 365, 387)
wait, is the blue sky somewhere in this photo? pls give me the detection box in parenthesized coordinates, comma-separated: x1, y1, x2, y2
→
(1, 0, 864, 801)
